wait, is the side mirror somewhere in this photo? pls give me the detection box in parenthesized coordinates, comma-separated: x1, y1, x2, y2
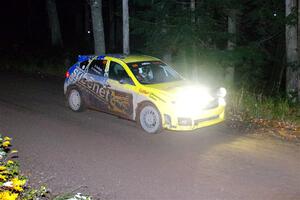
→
(119, 79, 126, 84)
(119, 78, 134, 85)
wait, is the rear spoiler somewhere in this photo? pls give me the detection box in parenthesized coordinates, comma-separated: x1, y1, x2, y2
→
(77, 55, 105, 62)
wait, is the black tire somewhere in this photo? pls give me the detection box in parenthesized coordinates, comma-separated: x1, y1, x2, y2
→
(137, 102, 163, 134)
(66, 87, 85, 112)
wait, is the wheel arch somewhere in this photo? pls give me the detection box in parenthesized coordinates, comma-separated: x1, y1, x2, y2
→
(65, 84, 81, 97)
(65, 84, 87, 112)
(135, 100, 163, 134)
(135, 100, 161, 121)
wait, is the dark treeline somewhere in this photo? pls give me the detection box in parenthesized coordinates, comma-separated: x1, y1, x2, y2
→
(0, 0, 299, 100)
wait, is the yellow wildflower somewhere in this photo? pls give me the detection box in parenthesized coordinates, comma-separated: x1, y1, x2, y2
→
(11, 177, 26, 192)
(0, 174, 7, 181)
(7, 160, 14, 165)
(0, 166, 6, 171)
(3, 137, 11, 141)
(0, 191, 18, 200)
(2, 141, 10, 148)
(0, 170, 9, 175)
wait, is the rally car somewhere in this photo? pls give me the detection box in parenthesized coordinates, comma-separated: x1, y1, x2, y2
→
(64, 54, 226, 133)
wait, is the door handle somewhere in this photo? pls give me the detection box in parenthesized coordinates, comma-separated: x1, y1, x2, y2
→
(105, 84, 111, 88)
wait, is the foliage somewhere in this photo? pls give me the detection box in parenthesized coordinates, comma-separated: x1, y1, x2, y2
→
(227, 88, 298, 121)
(226, 88, 300, 139)
(131, 0, 287, 93)
(0, 134, 47, 200)
(132, 0, 228, 52)
(53, 193, 91, 200)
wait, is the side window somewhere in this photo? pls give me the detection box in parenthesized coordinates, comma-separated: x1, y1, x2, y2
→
(79, 60, 89, 70)
(109, 62, 129, 80)
(88, 60, 107, 76)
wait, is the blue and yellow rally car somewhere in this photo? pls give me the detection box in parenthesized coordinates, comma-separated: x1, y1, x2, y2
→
(64, 54, 226, 133)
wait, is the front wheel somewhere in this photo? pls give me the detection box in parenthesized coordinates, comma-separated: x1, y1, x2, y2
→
(137, 102, 162, 134)
(67, 88, 85, 112)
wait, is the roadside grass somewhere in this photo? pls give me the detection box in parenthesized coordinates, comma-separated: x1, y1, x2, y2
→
(226, 88, 300, 140)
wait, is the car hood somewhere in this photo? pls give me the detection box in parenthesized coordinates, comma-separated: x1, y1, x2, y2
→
(145, 81, 189, 94)
(144, 80, 215, 100)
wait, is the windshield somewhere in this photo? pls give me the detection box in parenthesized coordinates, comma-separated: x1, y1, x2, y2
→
(128, 61, 182, 84)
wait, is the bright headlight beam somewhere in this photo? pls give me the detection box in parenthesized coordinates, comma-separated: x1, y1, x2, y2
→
(174, 86, 214, 116)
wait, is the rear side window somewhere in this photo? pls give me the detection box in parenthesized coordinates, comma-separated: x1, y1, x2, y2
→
(79, 60, 89, 70)
(88, 60, 107, 76)
(109, 61, 130, 81)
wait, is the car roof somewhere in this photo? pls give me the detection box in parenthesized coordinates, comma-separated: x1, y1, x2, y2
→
(77, 54, 160, 63)
(111, 55, 161, 63)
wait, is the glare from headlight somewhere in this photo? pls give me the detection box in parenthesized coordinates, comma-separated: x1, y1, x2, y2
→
(218, 98, 226, 106)
(217, 87, 227, 98)
(174, 86, 214, 116)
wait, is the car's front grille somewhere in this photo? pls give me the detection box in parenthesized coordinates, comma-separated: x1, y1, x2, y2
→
(203, 99, 219, 110)
(194, 115, 219, 126)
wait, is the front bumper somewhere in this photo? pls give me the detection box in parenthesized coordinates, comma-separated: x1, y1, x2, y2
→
(162, 105, 225, 131)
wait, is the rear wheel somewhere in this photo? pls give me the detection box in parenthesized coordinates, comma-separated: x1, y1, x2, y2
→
(137, 102, 162, 134)
(67, 88, 85, 112)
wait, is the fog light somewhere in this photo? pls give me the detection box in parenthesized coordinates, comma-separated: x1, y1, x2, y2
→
(178, 118, 192, 126)
(217, 87, 227, 97)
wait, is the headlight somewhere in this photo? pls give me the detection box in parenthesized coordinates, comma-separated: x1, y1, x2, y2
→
(217, 87, 227, 98)
(174, 86, 214, 116)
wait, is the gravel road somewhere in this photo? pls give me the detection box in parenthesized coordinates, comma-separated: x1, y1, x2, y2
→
(0, 72, 300, 200)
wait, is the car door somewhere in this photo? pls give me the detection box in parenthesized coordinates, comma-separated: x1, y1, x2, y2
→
(106, 60, 136, 119)
(82, 58, 111, 112)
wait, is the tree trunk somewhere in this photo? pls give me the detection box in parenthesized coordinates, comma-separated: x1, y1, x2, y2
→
(297, 0, 300, 99)
(298, 0, 300, 53)
(90, 0, 106, 54)
(227, 9, 237, 50)
(191, 0, 198, 81)
(123, 0, 130, 54)
(75, 7, 83, 38)
(225, 9, 237, 86)
(286, 0, 299, 100)
(163, 53, 172, 64)
(27, 0, 33, 41)
(46, 0, 63, 47)
(84, 2, 92, 49)
(191, 0, 195, 23)
(109, 0, 116, 51)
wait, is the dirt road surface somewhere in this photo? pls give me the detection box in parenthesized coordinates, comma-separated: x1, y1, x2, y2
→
(0, 73, 300, 200)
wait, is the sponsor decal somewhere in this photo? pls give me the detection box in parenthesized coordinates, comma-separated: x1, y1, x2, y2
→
(139, 88, 149, 95)
(68, 68, 85, 84)
(76, 78, 110, 103)
(76, 78, 133, 117)
(109, 90, 133, 116)
(150, 93, 166, 103)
